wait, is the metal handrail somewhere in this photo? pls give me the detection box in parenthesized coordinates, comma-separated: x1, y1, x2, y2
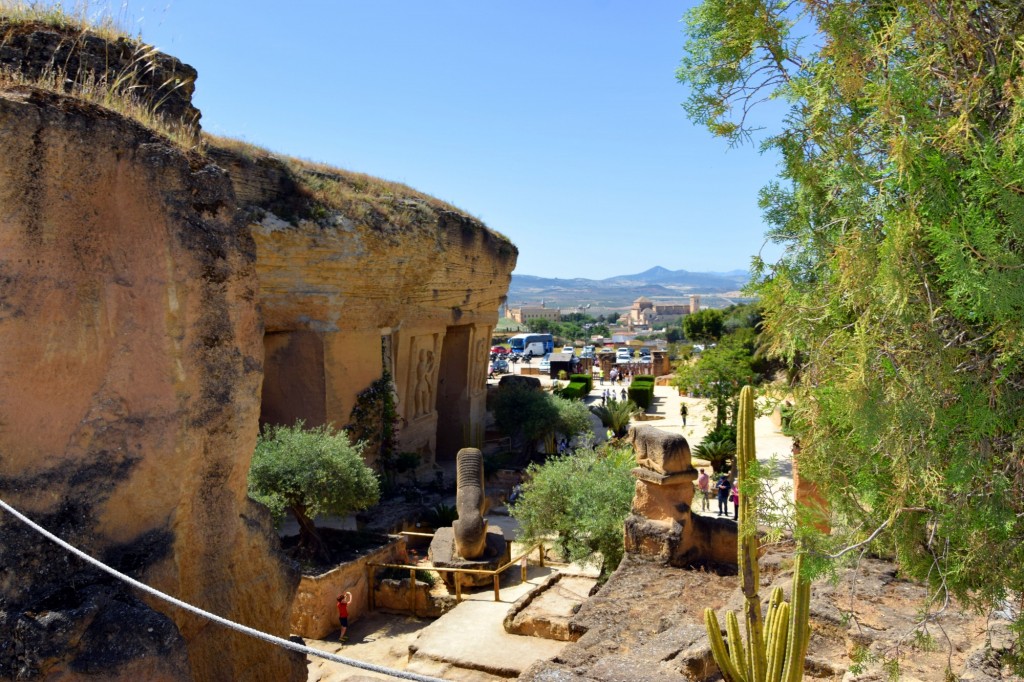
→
(366, 532, 551, 616)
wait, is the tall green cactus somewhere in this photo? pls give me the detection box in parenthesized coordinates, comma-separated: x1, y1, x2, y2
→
(704, 385, 811, 682)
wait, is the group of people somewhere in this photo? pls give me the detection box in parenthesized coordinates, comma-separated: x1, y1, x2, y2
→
(598, 387, 628, 405)
(593, 365, 636, 385)
(695, 468, 738, 519)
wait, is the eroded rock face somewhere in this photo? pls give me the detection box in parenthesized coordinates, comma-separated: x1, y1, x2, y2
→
(0, 20, 201, 128)
(0, 88, 302, 680)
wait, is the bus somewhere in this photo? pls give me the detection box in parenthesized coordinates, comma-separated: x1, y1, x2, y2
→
(508, 333, 554, 358)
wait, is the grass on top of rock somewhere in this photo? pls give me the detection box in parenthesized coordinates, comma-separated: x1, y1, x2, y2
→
(0, 65, 199, 149)
(203, 132, 512, 237)
(0, 8, 199, 149)
(0, 1, 132, 41)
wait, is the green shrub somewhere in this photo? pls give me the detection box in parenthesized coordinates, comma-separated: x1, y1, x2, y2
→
(422, 502, 458, 528)
(570, 374, 593, 393)
(560, 381, 588, 400)
(627, 380, 655, 409)
(707, 423, 737, 446)
(590, 398, 640, 438)
(693, 437, 736, 473)
(633, 375, 655, 383)
(512, 444, 636, 578)
(249, 421, 381, 561)
(780, 403, 795, 435)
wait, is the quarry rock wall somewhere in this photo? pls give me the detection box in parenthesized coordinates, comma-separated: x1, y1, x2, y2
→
(0, 87, 302, 681)
(224, 154, 517, 464)
(0, 18, 516, 679)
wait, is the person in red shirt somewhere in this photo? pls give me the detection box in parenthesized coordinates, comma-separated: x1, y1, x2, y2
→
(337, 591, 352, 642)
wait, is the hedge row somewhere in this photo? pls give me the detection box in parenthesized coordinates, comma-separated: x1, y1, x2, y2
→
(628, 377, 655, 410)
(560, 381, 589, 401)
(570, 374, 593, 393)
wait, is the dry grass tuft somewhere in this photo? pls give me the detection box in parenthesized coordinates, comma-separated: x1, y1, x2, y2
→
(0, 0, 133, 41)
(0, 63, 200, 149)
(0, 2, 199, 148)
(204, 132, 481, 229)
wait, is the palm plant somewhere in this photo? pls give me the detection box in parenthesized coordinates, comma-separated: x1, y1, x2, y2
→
(693, 437, 736, 474)
(590, 398, 640, 438)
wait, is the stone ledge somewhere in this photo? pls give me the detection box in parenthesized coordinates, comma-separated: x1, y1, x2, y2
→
(632, 467, 698, 485)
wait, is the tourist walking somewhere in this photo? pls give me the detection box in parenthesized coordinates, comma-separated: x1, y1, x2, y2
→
(716, 475, 731, 516)
(697, 468, 710, 511)
(731, 485, 739, 520)
(680, 402, 688, 426)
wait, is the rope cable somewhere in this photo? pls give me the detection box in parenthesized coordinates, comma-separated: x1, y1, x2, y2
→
(0, 496, 446, 682)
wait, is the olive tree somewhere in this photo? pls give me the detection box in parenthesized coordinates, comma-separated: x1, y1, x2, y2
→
(248, 421, 380, 560)
(512, 444, 635, 578)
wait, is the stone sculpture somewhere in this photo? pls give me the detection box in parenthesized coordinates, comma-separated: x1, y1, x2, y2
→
(452, 447, 488, 559)
(623, 424, 737, 568)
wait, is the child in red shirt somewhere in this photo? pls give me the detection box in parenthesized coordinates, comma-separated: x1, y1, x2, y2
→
(337, 591, 352, 642)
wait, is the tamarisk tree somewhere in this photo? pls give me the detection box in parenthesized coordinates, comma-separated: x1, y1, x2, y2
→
(679, 0, 1024, 665)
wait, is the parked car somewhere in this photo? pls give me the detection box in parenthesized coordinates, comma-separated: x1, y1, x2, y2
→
(491, 357, 509, 373)
(616, 348, 633, 362)
(539, 353, 551, 373)
(491, 346, 509, 355)
(562, 345, 574, 354)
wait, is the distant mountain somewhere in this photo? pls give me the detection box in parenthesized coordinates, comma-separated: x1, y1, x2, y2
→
(507, 266, 751, 311)
(602, 266, 748, 289)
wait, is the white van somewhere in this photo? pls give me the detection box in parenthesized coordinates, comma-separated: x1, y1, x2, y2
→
(616, 348, 632, 362)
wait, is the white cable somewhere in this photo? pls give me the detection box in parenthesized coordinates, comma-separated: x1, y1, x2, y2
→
(0, 497, 446, 682)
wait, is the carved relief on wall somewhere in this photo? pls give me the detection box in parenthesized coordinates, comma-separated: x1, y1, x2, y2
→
(468, 326, 491, 393)
(409, 334, 440, 420)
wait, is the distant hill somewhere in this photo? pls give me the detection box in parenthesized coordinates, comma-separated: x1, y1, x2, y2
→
(507, 266, 750, 311)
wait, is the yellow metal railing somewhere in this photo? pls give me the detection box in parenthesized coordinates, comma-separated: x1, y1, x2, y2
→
(367, 532, 549, 616)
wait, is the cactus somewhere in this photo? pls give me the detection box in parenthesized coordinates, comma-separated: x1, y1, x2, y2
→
(704, 385, 812, 682)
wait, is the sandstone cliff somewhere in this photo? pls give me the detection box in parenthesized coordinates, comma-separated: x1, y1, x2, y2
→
(0, 87, 302, 680)
(0, 13, 518, 680)
(207, 140, 518, 465)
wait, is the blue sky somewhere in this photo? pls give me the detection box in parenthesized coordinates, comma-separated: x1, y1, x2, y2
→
(119, 1, 785, 279)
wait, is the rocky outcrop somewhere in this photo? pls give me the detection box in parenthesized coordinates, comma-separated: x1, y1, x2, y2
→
(519, 557, 734, 681)
(503, 572, 596, 642)
(523, 549, 1014, 681)
(0, 19, 201, 128)
(0, 87, 302, 680)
